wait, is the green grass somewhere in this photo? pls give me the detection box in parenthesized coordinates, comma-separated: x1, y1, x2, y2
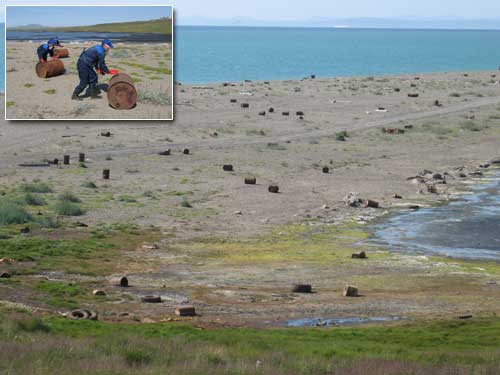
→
(81, 181, 97, 189)
(118, 195, 137, 203)
(58, 192, 81, 203)
(24, 83, 34, 88)
(0, 225, 157, 275)
(36, 280, 87, 309)
(180, 198, 193, 208)
(43, 89, 57, 95)
(23, 193, 47, 206)
(0, 315, 499, 374)
(8, 18, 172, 35)
(21, 182, 52, 193)
(138, 90, 170, 105)
(6, 101, 15, 108)
(460, 120, 487, 132)
(121, 61, 172, 75)
(0, 200, 32, 225)
(53, 201, 85, 216)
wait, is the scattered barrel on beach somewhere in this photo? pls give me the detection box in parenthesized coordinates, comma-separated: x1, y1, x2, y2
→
(54, 48, 69, 58)
(35, 60, 65, 78)
(107, 73, 137, 110)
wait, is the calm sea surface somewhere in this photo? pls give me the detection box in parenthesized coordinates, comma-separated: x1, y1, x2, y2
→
(174, 26, 500, 84)
(2, 26, 500, 89)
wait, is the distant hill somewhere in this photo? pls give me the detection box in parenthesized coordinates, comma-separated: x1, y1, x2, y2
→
(8, 18, 172, 34)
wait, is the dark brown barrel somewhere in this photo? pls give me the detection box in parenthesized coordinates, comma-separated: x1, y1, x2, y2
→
(107, 73, 137, 110)
(54, 48, 69, 58)
(102, 169, 110, 180)
(35, 60, 65, 78)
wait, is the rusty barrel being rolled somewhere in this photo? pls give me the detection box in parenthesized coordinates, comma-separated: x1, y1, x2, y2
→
(35, 60, 65, 78)
(107, 73, 137, 110)
(54, 48, 69, 58)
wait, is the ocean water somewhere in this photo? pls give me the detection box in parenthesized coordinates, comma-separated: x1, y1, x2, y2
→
(370, 172, 500, 261)
(6, 31, 170, 44)
(3, 26, 500, 90)
(175, 26, 500, 84)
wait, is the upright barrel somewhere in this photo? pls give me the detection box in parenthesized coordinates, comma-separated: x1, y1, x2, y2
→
(35, 60, 65, 78)
(107, 73, 137, 110)
(54, 48, 69, 58)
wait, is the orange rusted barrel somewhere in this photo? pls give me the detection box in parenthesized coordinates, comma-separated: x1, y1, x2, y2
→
(35, 60, 65, 78)
(54, 48, 69, 58)
(107, 73, 137, 110)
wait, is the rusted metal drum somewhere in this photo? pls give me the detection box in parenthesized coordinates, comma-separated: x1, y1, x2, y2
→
(107, 73, 137, 110)
(35, 60, 65, 78)
(54, 48, 69, 58)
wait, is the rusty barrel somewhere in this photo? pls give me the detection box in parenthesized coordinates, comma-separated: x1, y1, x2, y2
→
(107, 73, 137, 110)
(54, 48, 69, 58)
(35, 60, 65, 78)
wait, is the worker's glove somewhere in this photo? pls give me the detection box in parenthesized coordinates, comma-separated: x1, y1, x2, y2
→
(108, 69, 120, 75)
(39, 58, 45, 63)
(96, 68, 104, 75)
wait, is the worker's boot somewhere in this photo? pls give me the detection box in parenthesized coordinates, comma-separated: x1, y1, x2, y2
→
(90, 87, 101, 99)
(71, 92, 82, 101)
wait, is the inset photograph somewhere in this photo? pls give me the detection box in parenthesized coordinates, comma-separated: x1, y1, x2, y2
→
(5, 5, 173, 120)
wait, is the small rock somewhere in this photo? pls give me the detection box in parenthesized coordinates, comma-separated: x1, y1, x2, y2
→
(0, 272, 11, 279)
(93, 290, 106, 296)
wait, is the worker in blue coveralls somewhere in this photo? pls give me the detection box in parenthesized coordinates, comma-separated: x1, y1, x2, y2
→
(71, 39, 119, 100)
(37, 38, 58, 63)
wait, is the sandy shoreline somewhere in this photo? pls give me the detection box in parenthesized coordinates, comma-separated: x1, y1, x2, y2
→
(5, 41, 173, 120)
(1, 70, 499, 327)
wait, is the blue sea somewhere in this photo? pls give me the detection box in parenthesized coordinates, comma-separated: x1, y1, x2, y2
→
(2, 26, 500, 89)
(174, 26, 500, 84)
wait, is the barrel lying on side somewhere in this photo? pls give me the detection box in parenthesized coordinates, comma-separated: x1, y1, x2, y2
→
(54, 48, 69, 58)
(35, 60, 65, 78)
(107, 73, 137, 110)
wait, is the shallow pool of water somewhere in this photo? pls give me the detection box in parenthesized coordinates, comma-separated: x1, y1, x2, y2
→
(370, 172, 500, 261)
(286, 316, 401, 327)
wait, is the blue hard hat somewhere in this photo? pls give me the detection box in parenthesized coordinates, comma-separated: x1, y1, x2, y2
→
(47, 38, 56, 46)
(102, 39, 114, 48)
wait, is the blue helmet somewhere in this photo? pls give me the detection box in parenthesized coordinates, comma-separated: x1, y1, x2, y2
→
(102, 39, 114, 49)
(47, 38, 57, 46)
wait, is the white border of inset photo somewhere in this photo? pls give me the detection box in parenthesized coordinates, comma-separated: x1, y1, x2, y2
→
(4, 4, 174, 121)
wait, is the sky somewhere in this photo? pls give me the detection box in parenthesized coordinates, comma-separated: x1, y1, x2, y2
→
(1, 0, 500, 27)
(5, 5, 172, 27)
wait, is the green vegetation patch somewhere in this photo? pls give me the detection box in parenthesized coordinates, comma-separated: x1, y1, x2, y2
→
(121, 61, 172, 75)
(21, 181, 52, 193)
(1, 315, 500, 374)
(0, 200, 32, 225)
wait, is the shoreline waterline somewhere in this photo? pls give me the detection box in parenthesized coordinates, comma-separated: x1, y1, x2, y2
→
(368, 168, 500, 261)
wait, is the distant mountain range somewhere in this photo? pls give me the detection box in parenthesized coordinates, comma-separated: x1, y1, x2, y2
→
(177, 16, 500, 30)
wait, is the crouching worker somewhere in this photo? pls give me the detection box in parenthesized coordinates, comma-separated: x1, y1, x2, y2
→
(72, 39, 117, 100)
(37, 38, 58, 63)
